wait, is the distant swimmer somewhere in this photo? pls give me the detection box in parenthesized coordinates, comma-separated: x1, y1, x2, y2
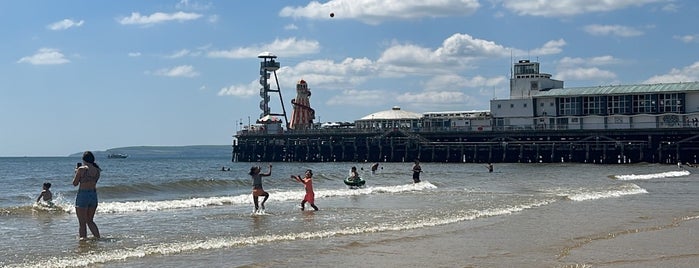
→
(412, 160, 422, 183)
(291, 169, 319, 211)
(371, 162, 379, 174)
(249, 164, 272, 213)
(36, 182, 53, 205)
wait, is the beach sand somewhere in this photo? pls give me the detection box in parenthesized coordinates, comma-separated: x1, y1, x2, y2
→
(276, 203, 699, 268)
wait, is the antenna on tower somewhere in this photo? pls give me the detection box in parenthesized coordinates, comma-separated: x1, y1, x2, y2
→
(510, 50, 513, 79)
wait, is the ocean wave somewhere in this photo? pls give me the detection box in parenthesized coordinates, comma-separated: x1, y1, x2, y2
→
(7, 197, 554, 268)
(96, 178, 248, 196)
(553, 183, 648, 201)
(1, 196, 75, 215)
(65, 181, 439, 214)
(613, 170, 690, 181)
(2, 182, 437, 215)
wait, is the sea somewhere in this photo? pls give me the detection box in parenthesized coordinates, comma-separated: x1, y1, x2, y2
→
(1, 154, 698, 267)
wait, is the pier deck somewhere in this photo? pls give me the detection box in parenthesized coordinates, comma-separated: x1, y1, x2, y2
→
(233, 128, 699, 164)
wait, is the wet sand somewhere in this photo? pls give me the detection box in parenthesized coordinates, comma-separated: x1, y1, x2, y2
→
(278, 203, 699, 268)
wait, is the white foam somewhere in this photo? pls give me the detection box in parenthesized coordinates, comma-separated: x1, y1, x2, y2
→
(564, 184, 648, 201)
(9, 198, 553, 268)
(614, 170, 690, 181)
(84, 182, 438, 214)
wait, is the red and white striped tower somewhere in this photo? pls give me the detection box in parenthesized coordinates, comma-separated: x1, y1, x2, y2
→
(289, 79, 315, 130)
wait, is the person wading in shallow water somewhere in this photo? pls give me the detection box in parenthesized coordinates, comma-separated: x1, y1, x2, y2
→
(412, 160, 422, 183)
(72, 151, 102, 240)
(249, 164, 272, 213)
(291, 169, 319, 211)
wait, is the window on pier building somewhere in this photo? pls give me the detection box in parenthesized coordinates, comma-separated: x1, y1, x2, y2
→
(582, 96, 606, 115)
(607, 95, 630, 115)
(558, 97, 581, 116)
(658, 93, 684, 113)
(632, 94, 657, 114)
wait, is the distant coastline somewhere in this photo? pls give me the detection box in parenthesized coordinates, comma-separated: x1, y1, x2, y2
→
(69, 145, 232, 159)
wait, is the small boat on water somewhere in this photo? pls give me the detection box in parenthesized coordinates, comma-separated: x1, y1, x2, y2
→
(107, 153, 128, 159)
(344, 177, 366, 188)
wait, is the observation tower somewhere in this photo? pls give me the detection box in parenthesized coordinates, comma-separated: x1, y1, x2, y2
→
(257, 52, 288, 129)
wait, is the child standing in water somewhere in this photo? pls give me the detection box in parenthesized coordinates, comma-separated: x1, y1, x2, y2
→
(291, 169, 319, 211)
(36, 182, 53, 205)
(249, 164, 272, 213)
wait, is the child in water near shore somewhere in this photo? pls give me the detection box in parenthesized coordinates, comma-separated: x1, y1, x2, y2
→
(249, 164, 272, 213)
(291, 169, 319, 211)
(36, 182, 53, 205)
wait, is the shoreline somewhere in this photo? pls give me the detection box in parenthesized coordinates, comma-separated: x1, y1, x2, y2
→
(273, 204, 699, 267)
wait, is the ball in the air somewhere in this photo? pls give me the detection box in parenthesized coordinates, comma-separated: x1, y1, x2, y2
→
(330, 12, 335, 18)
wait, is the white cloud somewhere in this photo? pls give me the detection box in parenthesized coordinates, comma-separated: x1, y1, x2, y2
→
(279, 0, 480, 24)
(424, 74, 507, 91)
(555, 56, 621, 82)
(207, 15, 219, 24)
(644, 61, 699, 83)
(47, 19, 84, 30)
(284, 24, 299, 30)
(556, 67, 617, 81)
(326, 89, 386, 106)
(176, 0, 212, 10)
(278, 57, 377, 88)
(153, 65, 199, 77)
(438, 33, 514, 58)
(661, 3, 678, 12)
(207, 38, 320, 59)
(118, 11, 202, 25)
(530, 39, 566, 55)
(218, 80, 258, 97)
(558, 55, 621, 67)
(499, 0, 666, 17)
(167, 49, 192, 58)
(583, 24, 644, 37)
(128, 52, 142, 57)
(397, 91, 469, 104)
(674, 34, 699, 43)
(378, 34, 563, 75)
(17, 48, 69, 65)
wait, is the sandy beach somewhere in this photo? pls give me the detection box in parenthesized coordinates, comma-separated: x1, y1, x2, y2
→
(276, 200, 699, 268)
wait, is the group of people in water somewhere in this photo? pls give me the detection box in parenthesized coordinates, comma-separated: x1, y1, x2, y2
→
(38, 154, 495, 240)
(247, 160, 428, 213)
(247, 164, 321, 213)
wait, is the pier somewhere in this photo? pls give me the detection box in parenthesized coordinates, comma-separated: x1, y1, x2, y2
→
(233, 128, 699, 164)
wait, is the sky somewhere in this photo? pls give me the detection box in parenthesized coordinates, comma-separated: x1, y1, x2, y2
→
(1, 0, 698, 157)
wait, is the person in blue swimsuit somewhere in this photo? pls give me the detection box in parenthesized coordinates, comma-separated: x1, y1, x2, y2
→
(72, 151, 102, 240)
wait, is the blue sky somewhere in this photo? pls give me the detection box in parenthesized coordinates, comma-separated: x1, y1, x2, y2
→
(1, 0, 697, 156)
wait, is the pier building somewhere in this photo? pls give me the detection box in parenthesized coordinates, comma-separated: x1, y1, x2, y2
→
(233, 56, 699, 164)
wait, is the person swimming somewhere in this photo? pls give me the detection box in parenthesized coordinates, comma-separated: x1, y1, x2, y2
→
(371, 163, 379, 174)
(36, 182, 53, 205)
